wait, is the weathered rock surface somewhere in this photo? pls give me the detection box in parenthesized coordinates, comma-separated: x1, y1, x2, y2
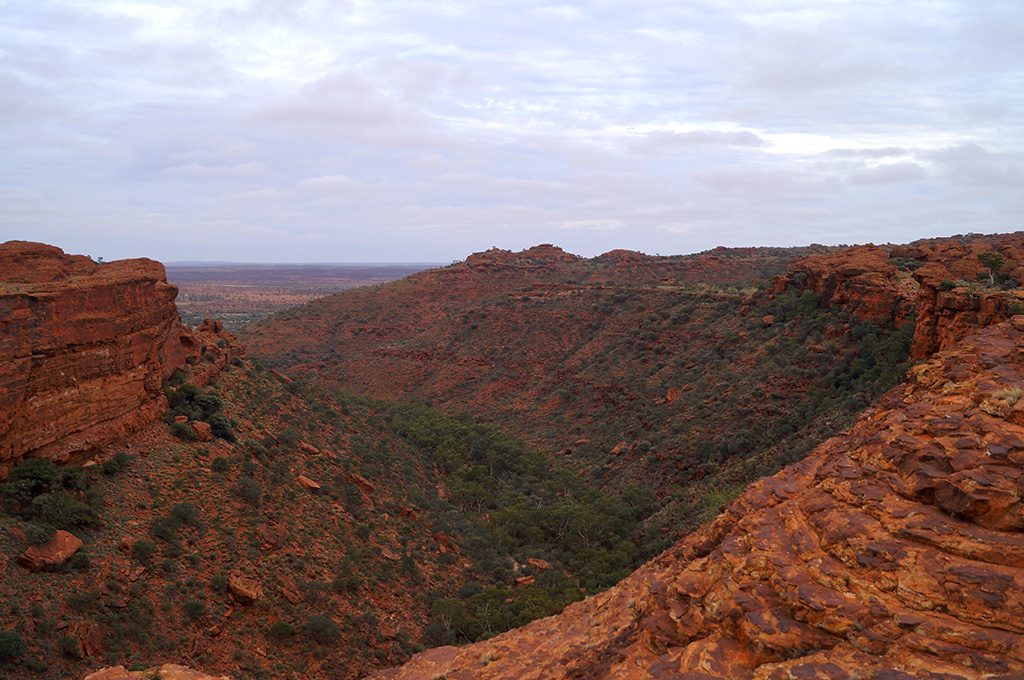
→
(17, 529, 83, 571)
(0, 241, 197, 472)
(373, 317, 1024, 679)
(85, 664, 231, 680)
(772, 233, 1024, 359)
(228, 572, 264, 605)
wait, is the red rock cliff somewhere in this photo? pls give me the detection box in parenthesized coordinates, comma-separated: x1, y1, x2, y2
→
(771, 233, 1024, 359)
(0, 241, 197, 472)
(373, 316, 1024, 679)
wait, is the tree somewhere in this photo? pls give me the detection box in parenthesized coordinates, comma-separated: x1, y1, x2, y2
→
(979, 251, 1005, 286)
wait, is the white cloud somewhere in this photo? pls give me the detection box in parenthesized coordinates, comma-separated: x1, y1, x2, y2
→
(162, 162, 267, 178)
(0, 0, 1021, 261)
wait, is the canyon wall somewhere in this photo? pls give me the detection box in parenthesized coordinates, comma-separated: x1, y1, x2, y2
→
(0, 241, 197, 472)
(375, 315, 1024, 679)
(771, 233, 1024, 359)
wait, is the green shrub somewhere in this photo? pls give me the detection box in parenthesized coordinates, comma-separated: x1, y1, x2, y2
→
(24, 522, 56, 545)
(132, 540, 157, 564)
(149, 515, 182, 543)
(29, 492, 96, 530)
(171, 423, 197, 441)
(101, 451, 131, 475)
(171, 502, 200, 526)
(332, 573, 361, 594)
(0, 630, 26, 661)
(67, 551, 91, 571)
(304, 615, 340, 644)
(67, 591, 99, 613)
(183, 600, 206, 621)
(211, 457, 231, 473)
(268, 621, 296, 641)
(235, 477, 262, 506)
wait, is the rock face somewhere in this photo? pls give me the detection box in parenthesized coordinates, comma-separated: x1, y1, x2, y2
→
(0, 241, 197, 472)
(374, 317, 1024, 679)
(772, 233, 1024, 359)
(85, 664, 231, 680)
(770, 244, 916, 325)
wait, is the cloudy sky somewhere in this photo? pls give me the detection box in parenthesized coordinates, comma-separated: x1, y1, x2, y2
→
(1, 0, 1022, 262)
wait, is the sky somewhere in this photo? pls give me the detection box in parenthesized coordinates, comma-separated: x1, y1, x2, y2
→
(1, 0, 1022, 262)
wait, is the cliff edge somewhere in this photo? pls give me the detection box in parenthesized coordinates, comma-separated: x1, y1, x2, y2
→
(0, 241, 197, 472)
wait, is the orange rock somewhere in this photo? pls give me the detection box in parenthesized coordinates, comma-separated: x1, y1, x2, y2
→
(381, 547, 400, 561)
(192, 421, 213, 442)
(298, 441, 320, 454)
(85, 665, 231, 680)
(228, 572, 263, 605)
(17, 530, 83, 571)
(513, 575, 535, 587)
(433, 531, 458, 554)
(346, 472, 375, 494)
(297, 474, 321, 491)
(174, 415, 188, 424)
(0, 241, 198, 468)
(526, 557, 551, 571)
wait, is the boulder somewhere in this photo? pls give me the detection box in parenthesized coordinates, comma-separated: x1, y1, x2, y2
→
(17, 530, 83, 571)
(228, 573, 263, 605)
(192, 421, 213, 442)
(297, 475, 320, 491)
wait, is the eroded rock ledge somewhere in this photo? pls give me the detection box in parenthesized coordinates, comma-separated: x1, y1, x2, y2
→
(0, 241, 197, 472)
(374, 317, 1024, 678)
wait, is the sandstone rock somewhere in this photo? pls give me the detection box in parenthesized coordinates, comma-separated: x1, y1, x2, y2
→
(278, 577, 303, 605)
(346, 472, 375, 494)
(381, 547, 400, 561)
(17, 530, 83, 571)
(526, 557, 552, 571)
(434, 531, 458, 554)
(69, 620, 103, 658)
(297, 474, 320, 491)
(174, 415, 188, 424)
(298, 441, 319, 454)
(192, 421, 213, 442)
(373, 319, 1024, 679)
(0, 241, 197, 470)
(228, 572, 263, 605)
(85, 665, 231, 680)
(514, 575, 536, 587)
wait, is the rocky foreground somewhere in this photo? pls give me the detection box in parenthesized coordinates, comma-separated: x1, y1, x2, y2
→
(374, 317, 1024, 678)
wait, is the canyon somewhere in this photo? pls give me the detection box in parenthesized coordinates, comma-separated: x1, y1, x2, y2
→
(1, 235, 1023, 678)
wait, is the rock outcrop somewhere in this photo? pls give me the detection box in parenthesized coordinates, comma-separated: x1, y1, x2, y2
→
(17, 529, 83, 571)
(85, 664, 231, 680)
(374, 317, 1024, 679)
(769, 244, 916, 325)
(772, 233, 1024, 359)
(0, 241, 197, 473)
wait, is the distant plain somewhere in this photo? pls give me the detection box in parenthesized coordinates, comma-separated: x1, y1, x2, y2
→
(167, 263, 436, 329)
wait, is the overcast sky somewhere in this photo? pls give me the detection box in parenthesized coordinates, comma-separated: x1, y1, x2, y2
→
(1, 1, 1022, 262)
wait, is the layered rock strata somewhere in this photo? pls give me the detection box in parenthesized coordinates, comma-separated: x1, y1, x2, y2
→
(0, 241, 196, 471)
